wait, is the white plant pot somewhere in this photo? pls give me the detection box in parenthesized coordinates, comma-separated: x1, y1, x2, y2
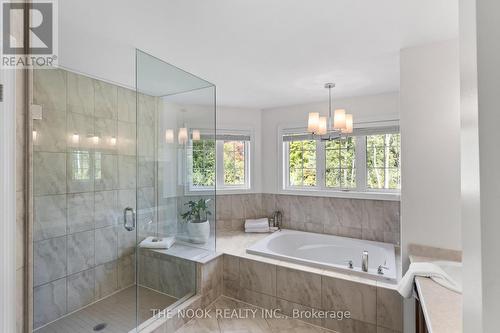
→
(186, 220, 210, 244)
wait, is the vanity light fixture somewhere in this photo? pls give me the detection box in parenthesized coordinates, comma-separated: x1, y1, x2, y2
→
(306, 83, 354, 139)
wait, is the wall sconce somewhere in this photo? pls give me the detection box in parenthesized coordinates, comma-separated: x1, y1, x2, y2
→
(178, 127, 188, 144)
(72, 133, 80, 144)
(192, 129, 201, 141)
(32, 130, 38, 142)
(109, 136, 117, 146)
(165, 129, 174, 143)
(92, 136, 99, 145)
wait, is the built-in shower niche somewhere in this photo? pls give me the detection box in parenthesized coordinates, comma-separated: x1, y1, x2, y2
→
(31, 50, 216, 332)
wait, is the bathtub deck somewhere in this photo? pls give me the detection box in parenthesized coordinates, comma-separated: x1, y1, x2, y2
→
(35, 286, 177, 333)
(217, 230, 401, 287)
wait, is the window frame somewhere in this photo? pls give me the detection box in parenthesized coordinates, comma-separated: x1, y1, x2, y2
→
(280, 125, 400, 201)
(187, 130, 252, 193)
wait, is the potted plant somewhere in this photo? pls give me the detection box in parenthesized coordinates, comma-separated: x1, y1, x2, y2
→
(181, 198, 212, 243)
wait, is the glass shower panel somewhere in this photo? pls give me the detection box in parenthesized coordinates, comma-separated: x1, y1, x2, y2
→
(136, 50, 216, 331)
(31, 67, 140, 333)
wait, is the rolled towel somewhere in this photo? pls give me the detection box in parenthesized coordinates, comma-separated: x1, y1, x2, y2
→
(397, 262, 462, 298)
(244, 218, 269, 230)
(139, 236, 175, 249)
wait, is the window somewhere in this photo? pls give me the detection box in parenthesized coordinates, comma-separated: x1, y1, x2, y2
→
(288, 140, 316, 187)
(223, 141, 246, 186)
(282, 126, 400, 195)
(192, 139, 216, 187)
(71, 150, 91, 181)
(325, 137, 356, 189)
(189, 131, 251, 191)
(366, 133, 400, 190)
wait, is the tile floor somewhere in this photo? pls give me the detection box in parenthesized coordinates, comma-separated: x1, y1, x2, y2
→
(35, 286, 177, 333)
(177, 296, 334, 333)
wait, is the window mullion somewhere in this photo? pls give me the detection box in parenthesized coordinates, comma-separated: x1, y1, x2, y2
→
(356, 136, 367, 191)
(216, 140, 224, 188)
(316, 139, 325, 190)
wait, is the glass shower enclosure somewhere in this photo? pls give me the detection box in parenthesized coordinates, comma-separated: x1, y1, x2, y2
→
(31, 50, 216, 332)
(135, 50, 217, 330)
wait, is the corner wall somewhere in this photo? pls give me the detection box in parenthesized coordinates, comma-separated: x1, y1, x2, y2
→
(400, 40, 461, 265)
(399, 40, 461, 333)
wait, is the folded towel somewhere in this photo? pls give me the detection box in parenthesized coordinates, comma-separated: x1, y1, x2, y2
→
(139, 236, 175, 249)
(397, 262, 461, 298)
(245, 227, 270, 233)
(244, 218, 269, 229)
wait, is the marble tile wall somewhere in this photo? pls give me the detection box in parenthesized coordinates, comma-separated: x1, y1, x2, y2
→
(137, 249, 196, 299)
(222, 254, 403, 333)
(217, 193, 400, 244)
(32, 68, 156, 329)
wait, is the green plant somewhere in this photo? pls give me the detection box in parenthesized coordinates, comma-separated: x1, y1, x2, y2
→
(181, 198, 212, 223)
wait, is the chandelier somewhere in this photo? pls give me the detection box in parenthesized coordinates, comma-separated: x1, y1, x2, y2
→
(307, 83, 353, 139)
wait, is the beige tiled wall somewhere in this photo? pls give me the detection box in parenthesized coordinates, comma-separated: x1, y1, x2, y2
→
(222, 254, 403, 333)
(217, 193, 401, 244)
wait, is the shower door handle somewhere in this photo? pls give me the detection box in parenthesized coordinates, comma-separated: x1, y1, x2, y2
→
(123, 207, 136, 231)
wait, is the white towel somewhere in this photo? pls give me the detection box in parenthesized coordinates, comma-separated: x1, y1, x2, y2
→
(245, 227, 270, 233)
(139, 236, 175, 249)
(397, 262, 462, 298)
(244, 218, 269, 230)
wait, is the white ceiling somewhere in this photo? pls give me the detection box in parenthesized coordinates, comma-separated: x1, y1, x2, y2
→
(58, 0, 458, 109)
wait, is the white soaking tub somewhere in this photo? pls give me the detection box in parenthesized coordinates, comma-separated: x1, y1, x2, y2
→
(246, 229, 397, 281)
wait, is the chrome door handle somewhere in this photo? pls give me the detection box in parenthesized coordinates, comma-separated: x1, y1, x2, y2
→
(123, 207, 135, 231)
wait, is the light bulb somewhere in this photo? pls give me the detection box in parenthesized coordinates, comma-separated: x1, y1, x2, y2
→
(178, 128, 188, 144)
(333, 109, 346, 130)
(92, 136, 99, 145)
(165, 129, 174, 143)
(307, 112, 320, 133)
(192, 129, 201, 141)
(32, 130, 38, 142)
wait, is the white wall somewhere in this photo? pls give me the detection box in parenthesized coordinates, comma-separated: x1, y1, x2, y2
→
(399, 40, 461, 333)
(400, 40, 461, 260)
(459, 1, 483, 330)
(460, 0, 500, 331)
(261, 93, 400, 194)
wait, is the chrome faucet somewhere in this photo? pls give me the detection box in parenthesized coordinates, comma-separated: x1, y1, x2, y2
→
(272, 211, 283, 230)
(362, 250, 369, 272)
(377, 260, 389, 275)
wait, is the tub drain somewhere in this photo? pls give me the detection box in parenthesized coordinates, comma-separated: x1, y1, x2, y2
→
(93, 323, 107, 331)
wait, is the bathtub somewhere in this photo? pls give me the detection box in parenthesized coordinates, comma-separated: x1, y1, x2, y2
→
(246, 229, 397, 281)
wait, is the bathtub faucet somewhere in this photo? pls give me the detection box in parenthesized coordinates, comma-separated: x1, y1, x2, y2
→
(272, 211, 283, 230)
(362, 250, 369, 272)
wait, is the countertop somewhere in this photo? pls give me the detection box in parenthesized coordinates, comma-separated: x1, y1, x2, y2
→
(410, 254, 462, 333)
